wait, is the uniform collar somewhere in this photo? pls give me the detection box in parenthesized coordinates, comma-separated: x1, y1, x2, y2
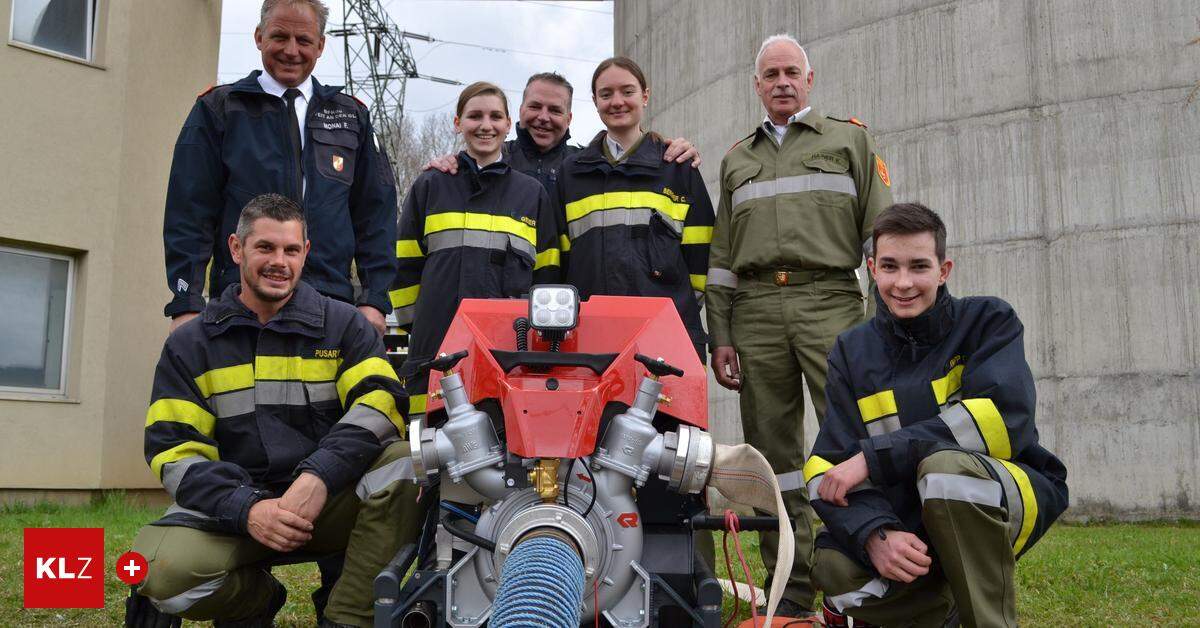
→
(203, 281, 326, 338)
(257, 70, 313, 103)
(229, 70, 343, 101)
(753, 106, 824, 146)
(575, 130, 662, 170)
(872, 285, 956, 350)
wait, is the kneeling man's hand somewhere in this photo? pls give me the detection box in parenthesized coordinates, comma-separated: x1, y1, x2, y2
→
(818, 452, 869, 506)
(279, 472, 329, 524)
(248, 498, 314, 552)
(865, 528, 932, 583)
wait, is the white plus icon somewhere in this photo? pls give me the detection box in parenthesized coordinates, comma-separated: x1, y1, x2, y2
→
(123, 559, 142, 578)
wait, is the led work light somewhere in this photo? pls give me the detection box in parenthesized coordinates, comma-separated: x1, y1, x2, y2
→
(528, 284, 579, 332)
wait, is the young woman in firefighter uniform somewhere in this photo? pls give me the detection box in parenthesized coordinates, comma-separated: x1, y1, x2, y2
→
(803, 204, 1068, 627)
(389, 82, 562, 420)
(556, 57, 715, 361)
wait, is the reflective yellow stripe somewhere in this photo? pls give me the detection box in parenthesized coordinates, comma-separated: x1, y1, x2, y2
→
(858, 389, 898, 423)
(150, 441, 218, 480)
(565, 191, 690, 223)
(963, 398, 1012, 459)
(146, 398, 216, 436)
(337, 357, 399, 406)
(682, 226, 713, 244)
(194, 363, 254, 398)
(997, 459, 1038, 555)
(409, 393, 428, 415)
(803, 455, 834, 483)
(559, 234, 571, 252)
(931, 364, 965, 404)
(352, 389, 406, 436)
(690, 274, 706, 292)
(396, 239, 424, 259)
(389, 284, 420, 308)
(254, 356, 341, 382)
(424, 212, 537, 245)
(535, 248, 561, 270)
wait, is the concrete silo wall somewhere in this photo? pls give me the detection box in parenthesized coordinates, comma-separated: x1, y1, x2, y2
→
(615, 0, 1200, 520)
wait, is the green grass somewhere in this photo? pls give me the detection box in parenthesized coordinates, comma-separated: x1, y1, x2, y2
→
(1, 494, 1197, 626)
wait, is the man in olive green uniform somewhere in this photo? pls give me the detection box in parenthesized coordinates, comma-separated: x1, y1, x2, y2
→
(706, 33, 893, 615)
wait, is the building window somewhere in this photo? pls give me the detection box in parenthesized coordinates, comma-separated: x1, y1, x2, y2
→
(0, 246, 74, 396)
(10, 0, 97, 61)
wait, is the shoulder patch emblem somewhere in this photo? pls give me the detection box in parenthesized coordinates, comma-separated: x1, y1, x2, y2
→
(197, 84, 216, 98)
(875, 154, 891, 187)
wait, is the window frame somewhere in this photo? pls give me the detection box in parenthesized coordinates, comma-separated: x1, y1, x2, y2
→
(0, 244, 76, 398)
(8, 0, 98, 64)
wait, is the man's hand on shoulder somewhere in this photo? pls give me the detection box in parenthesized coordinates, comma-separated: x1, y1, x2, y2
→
(279, 471, 328, 525)
(663, 137, 702, 168)
(423, 154, 458, 174)
(358, 305, 387, 336)
(169, 312, 199, 334)
(818, 452, 869, 507)
(248, 498, 314, 552)
(711, 346, 741, 391)
(865, 528, 931, 583)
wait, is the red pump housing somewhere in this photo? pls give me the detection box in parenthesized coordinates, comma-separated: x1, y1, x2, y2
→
(423, 296, 708, 459)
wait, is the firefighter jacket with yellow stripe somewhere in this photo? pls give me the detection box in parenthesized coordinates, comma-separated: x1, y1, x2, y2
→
(804, 287, 1068, 568)
(144, 282, 407, 534)
(391, 152, 562, 361)
(706, 109, 893, 347)
(557, 132, 714, 350)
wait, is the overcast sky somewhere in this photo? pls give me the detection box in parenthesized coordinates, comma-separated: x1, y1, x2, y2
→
(218, 0, 614, 144)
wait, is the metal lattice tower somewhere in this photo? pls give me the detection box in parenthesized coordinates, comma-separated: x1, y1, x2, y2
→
(329, 1, 418, 162)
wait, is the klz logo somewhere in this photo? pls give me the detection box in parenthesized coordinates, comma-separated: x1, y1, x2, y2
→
(616, 512, 639, 528)
(24, 528, 104, 608)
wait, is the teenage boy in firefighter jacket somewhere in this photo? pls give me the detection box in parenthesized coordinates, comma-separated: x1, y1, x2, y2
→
(390, 82, 563, 421)
(556, 57, 715, 361)
(805, 203, 1069, 627)
(131, 194, 417, 626)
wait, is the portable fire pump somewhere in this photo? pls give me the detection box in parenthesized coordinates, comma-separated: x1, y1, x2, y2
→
(374, 286, 789, 628)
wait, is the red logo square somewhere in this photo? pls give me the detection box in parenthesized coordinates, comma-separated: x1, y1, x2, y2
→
(23, 528, 105, 609)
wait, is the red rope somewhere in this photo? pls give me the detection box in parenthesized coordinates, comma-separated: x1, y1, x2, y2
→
(721, 509, 760, 628)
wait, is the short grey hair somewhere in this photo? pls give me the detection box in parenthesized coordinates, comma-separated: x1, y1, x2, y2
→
(260, 0, 329, 34)
(754, 33, 811, 77)
(236, 194, 307, 242)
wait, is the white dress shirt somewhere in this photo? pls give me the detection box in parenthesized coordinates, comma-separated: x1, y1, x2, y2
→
(762, 106, 811, 145)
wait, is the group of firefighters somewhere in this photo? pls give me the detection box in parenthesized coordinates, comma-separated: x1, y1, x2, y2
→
(128, 1, 1069, 627)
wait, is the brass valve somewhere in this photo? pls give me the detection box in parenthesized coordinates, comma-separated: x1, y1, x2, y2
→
(528, 458, 561, 503)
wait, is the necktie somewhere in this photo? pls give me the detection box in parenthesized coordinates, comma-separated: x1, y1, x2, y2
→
(284, 88, 304, 201)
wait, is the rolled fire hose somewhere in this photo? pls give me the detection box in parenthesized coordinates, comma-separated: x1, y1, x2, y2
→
(708, 443, 795, 625)
(489, 535, 585, 628)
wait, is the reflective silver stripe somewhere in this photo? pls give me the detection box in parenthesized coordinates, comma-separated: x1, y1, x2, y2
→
(705, 268, 739, 289)
(255, 380, 308, 406)
(164, 502, 216, 521)
(731, 173, 858, 209)
(150, 575, 227, 614)
(940, 403, 986, 453)
(426, 229, 535, 260)
(865, 415, 901, 437)
(160, 456, 206, 499)
(567, 207, 683, 239)
(826, 577, 889, 612)
(394, 305, 415, 326)
(777, 469, 805, 492)
(209, 388, 255, 418)
(981, 456, 1025, 547)
(356, 457, 416, 499)
(339, 404, 399, 441)
(306, 381, 338, 404)
(918, 473, 1002, 508)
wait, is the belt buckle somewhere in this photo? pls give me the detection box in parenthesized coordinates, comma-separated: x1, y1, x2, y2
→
(774, 271, 788, 286)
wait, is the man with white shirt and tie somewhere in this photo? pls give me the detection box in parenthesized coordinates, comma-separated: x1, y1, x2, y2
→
(704, 33, 894, 617)
(162, 0, 396, 337)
